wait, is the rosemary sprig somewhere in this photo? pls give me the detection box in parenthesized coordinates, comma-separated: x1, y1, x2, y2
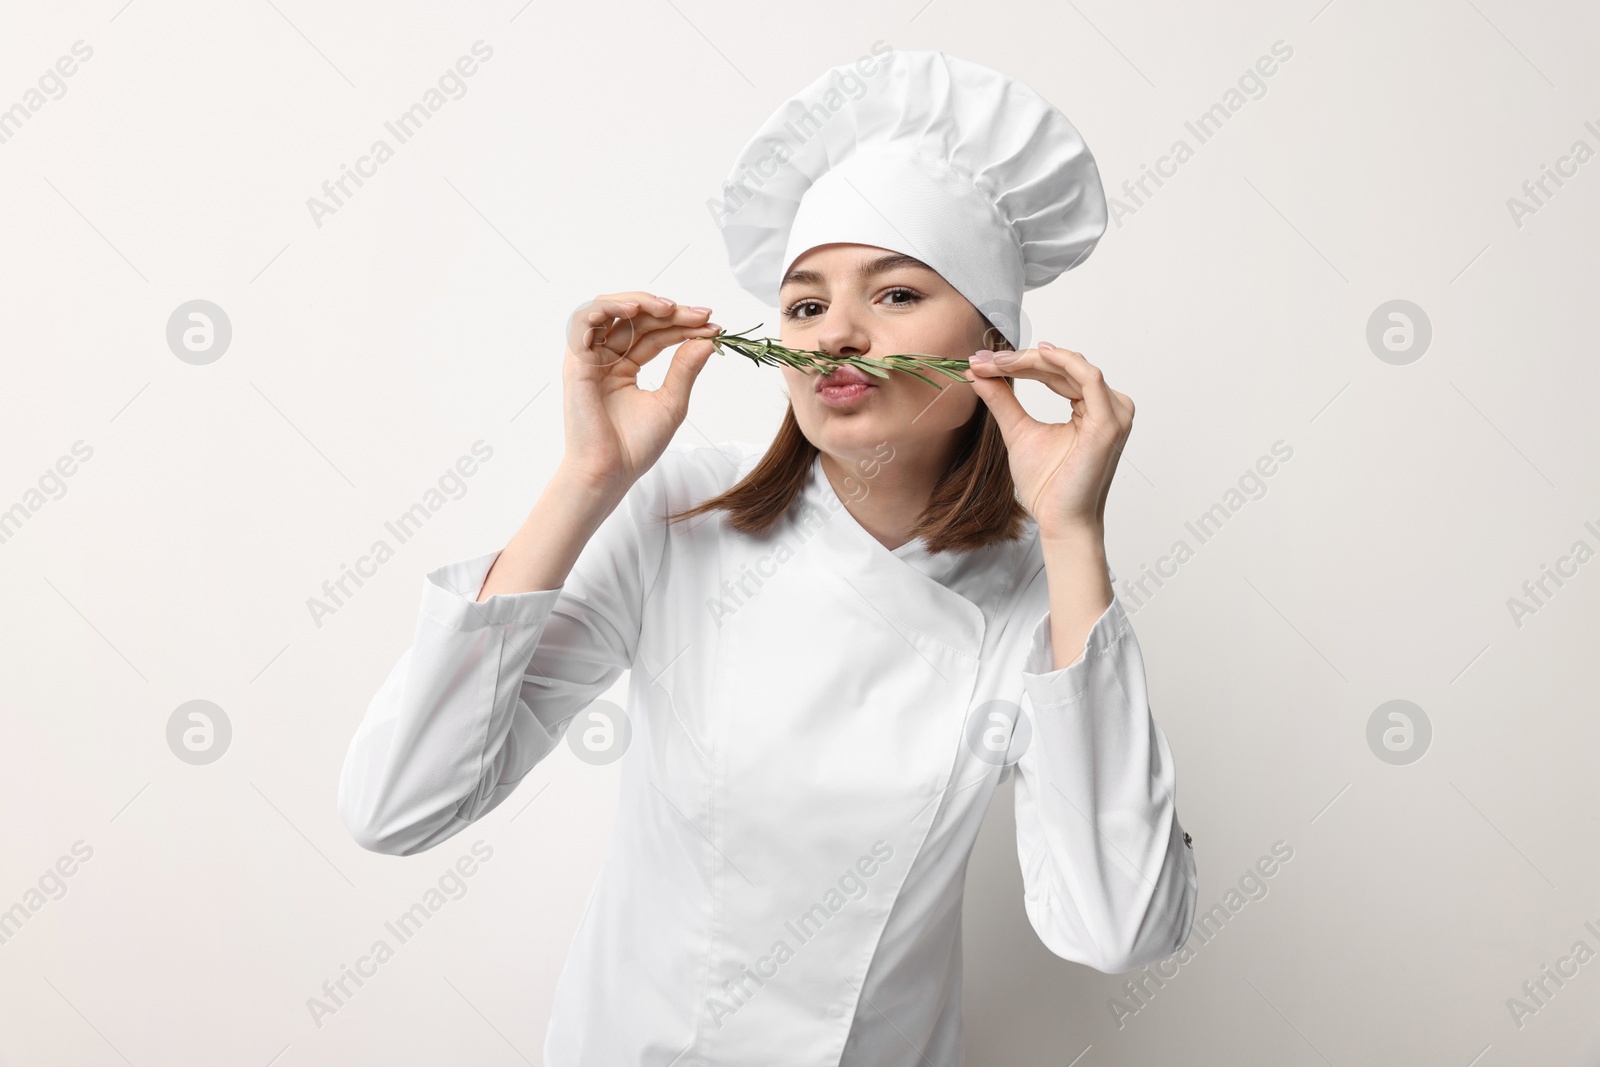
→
(707, 324, 973, 388)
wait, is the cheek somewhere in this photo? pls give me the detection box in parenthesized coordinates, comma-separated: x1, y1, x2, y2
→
(899, 304, 987, 359)
(780, 367, 811, 395)
(942, 385, 983, 425)
(885, 379, 979, 428)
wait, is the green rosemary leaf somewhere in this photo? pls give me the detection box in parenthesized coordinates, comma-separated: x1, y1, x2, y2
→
(848, 360, 894, 380)
(925, 362, 977, 383)
(708, 326, 973, 387)
(892, 366, 942, 388)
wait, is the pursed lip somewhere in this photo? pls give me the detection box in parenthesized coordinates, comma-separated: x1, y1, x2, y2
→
(816, 366, 873, 391)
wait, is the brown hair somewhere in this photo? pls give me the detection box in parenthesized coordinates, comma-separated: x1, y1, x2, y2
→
(666, 314, 1030, 554)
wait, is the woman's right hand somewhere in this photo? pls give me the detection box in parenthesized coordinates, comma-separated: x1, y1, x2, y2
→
(560, 291, 721, 501)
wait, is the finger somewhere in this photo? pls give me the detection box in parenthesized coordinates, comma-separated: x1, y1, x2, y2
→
(992, 344, 1119, 433)
(1040, 343, 1120, 430)
(614, 321, 723, 368)
(572, 303, 711, 369)
(602, 305, 714, 357)
(569, 296, 645, 353)
(1108, 386, 1135, 427)
(966, 367, 1036, 446)
(655, 336, 717, 414)
(969, 348, 1078, 394)
(600, 301, 714, 338)
(593, 291, 704, 345)
(970, 349, 1096, 442)
(610, 291, 680, 315)
(595, 291, 679, 319)
(570, 293, 699, 347)
(601, 303, 716, 355)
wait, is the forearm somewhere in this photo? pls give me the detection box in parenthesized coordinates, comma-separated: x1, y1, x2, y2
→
(477, 463, 627, 600)
(1040, 523, 1113, 670)
(1019, 529, 1197, 969)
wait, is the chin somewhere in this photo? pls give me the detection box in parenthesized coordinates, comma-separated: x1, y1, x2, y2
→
(807, 414, 904, 457)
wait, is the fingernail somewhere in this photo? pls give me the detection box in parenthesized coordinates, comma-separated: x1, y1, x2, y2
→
(993, 350, 1018, 364)
(707, 322, 721, 331)
(1039, 341, 1055, 349)
(689, 305, 711, 313)
(970, 350, 994, 364)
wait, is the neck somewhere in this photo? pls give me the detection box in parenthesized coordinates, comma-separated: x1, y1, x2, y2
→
(819, 435, 962, 551)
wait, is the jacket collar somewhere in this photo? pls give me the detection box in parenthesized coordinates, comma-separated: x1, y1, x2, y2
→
(796, 451, 988, 663)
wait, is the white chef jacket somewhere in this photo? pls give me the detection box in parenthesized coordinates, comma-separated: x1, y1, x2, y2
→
(338, 440, 1198, 1066)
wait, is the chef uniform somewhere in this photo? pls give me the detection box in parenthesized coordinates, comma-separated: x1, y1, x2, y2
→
(338, 50, 1197, 1067)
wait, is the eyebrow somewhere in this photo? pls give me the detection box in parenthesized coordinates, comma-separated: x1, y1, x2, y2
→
(780, 252, 933, 290)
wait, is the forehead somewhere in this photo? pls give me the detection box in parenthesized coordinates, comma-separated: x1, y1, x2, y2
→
(781, 244, 941, 288)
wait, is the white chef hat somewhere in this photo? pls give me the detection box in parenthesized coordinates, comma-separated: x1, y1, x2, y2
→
(713, 48, 1107, 350)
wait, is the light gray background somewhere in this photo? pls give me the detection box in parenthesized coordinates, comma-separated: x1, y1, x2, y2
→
(2, 1, 1597, 1064)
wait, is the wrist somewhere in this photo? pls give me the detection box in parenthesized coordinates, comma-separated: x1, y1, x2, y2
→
(1037, 520, 1105, 548)
(554, 459, 630, 507)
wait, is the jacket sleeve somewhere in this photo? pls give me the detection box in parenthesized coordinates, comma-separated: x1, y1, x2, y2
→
(336, 460, 669, 857)
(1011, 573, 1198, 973)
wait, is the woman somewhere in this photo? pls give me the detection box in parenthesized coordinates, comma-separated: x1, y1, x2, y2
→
(339, 49, 1197, 1066)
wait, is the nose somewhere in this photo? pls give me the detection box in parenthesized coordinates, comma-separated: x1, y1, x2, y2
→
(813, 304, 872, 363)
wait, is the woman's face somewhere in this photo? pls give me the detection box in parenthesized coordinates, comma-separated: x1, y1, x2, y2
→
(777, 243, 994, 468)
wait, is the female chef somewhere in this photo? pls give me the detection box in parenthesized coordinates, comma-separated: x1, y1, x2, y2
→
(339, 49, 1197, 1066)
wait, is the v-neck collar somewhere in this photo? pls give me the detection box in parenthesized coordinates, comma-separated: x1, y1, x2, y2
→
(799, 451, 986, 659)
(889, 528, 964, 587)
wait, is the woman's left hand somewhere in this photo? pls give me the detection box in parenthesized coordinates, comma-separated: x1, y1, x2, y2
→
(965, 342, 1135, 539)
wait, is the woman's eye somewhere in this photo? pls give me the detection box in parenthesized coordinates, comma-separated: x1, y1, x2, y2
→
(784, 299, 824, 320)
(882, 287, 922, 306)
